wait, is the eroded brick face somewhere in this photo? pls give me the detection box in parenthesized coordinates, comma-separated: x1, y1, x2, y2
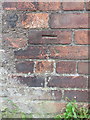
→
(2, 1, 89, 117)
(21, 13, 49, 28)
(56, 61, 76, 74)
(35, 61, 53, 73)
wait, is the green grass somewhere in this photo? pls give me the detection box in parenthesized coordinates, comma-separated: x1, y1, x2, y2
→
(54, 99, 90, 120)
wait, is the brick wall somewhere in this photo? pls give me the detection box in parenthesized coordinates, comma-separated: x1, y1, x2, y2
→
(1, 1, 89, 118)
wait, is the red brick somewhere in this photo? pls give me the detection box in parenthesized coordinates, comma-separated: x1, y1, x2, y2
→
(21, 13, 49, 28)
(16, 2, 37, 11)
(47, 76, 87, 88)
(16, 61, 34, 73)
(14, 46, 48, 59)
(35, 61, 53, 74)
(2, 2, 17, 10)
(49, 46, 88, 60)
(62, 2, 84, 10)
(17, 76, 45, 87)
(86, 2, 90, 10)
(78, 62, 89, 74)
(28, 30, 72, 45)
(64, 90, 88, 102)
(38, 2, 61, 11)
(50, 13, 88, 28)
(56, 61, 76, 74)
(75, 30, 89, 45)
(3, 37, 27, 48)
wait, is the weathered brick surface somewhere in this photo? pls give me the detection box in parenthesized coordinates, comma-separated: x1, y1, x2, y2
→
(16, 61, 34, 73)
(50, 13, 88, 28)
(37, 2, 61, 11)
(28, 30, 72, 44)
(77, 62, 89, 74)
(49, 46, 88, 60)
(74, 30, 89, 45)
(2, 2, 17, 10)
(2, 1, 89, 117)
(56, 61, 76, 74)
(17, 76, 45, 87)
(64, 90, 88, 102)
(16, 2, 37, 11)
(21, 13, 49, 28)
(3, 2, 61, 11)
(14, 46, 48, 59)
(86, 2, 90, 10)
(35, 61, 53, 73)
(3, 37, 27, 48)
(47, 76, 87, 88)
(62, 2, 84, 10)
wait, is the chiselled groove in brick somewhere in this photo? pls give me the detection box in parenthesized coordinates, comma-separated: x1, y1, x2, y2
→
(47, 76, 87, 88)
(2, 1, 89, 114)
(28, 30, 72, 45)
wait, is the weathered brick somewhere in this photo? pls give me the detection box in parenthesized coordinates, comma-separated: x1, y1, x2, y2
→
(50, 13, 88, 28)
(33, 101, 66, 114)
(64, 90, 88, 102)
(35, 61, 53, 74)
(78, 62, 89, 74)
(56, 61, 76, 74)
(21, 13, 49, 28)
(49, 46, 88, 60)
(2, 2, 17, 10)
(86, 2, 90, 10)
(75, 30, 89, 45)
(6, 13, 18, 28)
(14, 46, 48, 59)
(29, 90, 62, 100)
(16, 2, 37, 11)
(3, 37, 27, 48)
(17, 76, 45, 87)
(47, 76, 87, 88)
(62, 2, 84, 10)
(28, 30, 72, 45)
(38, 2, 61, 11)
(11, 89, 62, 101)
(16, 61, 34, 73)
(53, 90, 62, 101)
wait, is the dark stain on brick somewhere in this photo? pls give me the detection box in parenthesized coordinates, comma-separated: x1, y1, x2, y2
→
(21, 13, 27, 21)
(32, 2, 39, 10)
(14, 46, 48, 59)
(6, 13, 18, 28)
(16, 61, 34, 73)
(37, 62, 44, 71)
(17, 76, 45, 87)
